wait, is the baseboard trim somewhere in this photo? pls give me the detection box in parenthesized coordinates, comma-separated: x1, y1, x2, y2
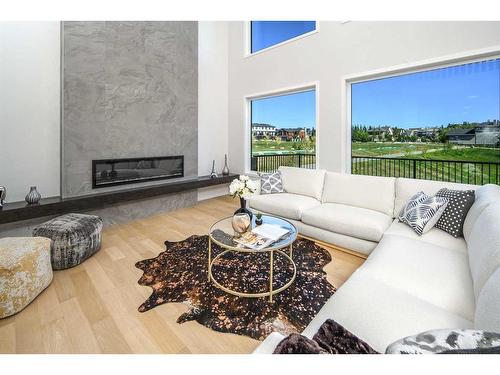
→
(298, 234, 368, 260)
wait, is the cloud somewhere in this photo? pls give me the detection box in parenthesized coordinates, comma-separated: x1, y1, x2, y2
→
(467, 95, 479, 99)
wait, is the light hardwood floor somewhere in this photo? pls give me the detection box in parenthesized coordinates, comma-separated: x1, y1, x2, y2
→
(0, 196, 364, 354)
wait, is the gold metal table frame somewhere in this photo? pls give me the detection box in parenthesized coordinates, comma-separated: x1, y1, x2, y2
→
(208, 216, 297, 302)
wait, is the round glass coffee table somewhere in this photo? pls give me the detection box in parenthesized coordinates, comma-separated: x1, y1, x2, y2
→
(208, 214, 298, 302)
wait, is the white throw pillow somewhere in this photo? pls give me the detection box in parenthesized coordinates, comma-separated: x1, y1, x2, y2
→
(398, 192, 449, 235)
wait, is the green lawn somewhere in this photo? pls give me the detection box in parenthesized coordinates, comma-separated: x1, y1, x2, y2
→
(413, 148, 500, 163)
(352, 142, 499, 162)
(252, 139, 499, 184)
(252, 140, 315, 155)
(352, 142, 448, 157)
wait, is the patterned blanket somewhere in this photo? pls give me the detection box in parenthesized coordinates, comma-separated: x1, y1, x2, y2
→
(273, 319, 379, 354)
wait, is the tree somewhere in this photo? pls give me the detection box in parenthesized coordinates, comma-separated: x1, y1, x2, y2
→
(353, 128, 370, 142)
(438, 128, 448, 144)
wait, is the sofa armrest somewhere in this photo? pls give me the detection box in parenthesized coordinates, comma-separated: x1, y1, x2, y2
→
(252, 332, 286, 354)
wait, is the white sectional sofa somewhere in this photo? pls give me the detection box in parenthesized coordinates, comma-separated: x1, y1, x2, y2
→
(249, 167, 500, 353)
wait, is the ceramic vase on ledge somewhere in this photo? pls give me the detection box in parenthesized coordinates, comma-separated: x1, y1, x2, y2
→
(25, 186, 41, 205)
(222, 154, 230, 176)
(210, 160, 218, 179)
(0, 186, 6, 208)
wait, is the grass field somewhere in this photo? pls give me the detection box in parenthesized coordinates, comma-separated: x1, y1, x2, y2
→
(254, 140, 499, 162)
(412, 148, 500, 163)
(252, 140, 315, 155)
(351, 142, 446, 157)
(352, 147, 500, 185)
(352, 142, 499, 162)
(252, 139, 499, 184)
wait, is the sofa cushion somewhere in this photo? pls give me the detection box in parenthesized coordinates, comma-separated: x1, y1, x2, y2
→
(434, 188, 475, 238)
(301, 203, 393, 242)
(467, 202, 500, 299)
(278, 167, 326, 200)
(362, 235, 475, 321)
(394, 178, 476, 218)
(247, 193, 320, 220)
(292, 219, 378, 255)
(463, 184, 500, 242)
(384, 219, 467, 254)
(321, 172, 395, 216)
(475, 266, 500, 333)
(301, 269, 473, 353)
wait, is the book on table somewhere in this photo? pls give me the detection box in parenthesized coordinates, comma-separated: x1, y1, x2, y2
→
(234, 223, 291, 250)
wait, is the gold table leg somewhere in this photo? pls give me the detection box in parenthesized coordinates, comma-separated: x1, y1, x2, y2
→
(208, 237, 212, 281)
(269, 250, 274, 302)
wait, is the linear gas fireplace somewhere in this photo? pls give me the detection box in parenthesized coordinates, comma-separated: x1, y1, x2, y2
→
(92, 156, 184, 188)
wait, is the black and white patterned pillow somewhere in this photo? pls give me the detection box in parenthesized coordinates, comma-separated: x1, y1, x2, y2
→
(259, 171, 284, 195)
(434, 188, 475, 238)
(386, 329, 500, 354)
(398, 191, 428, 221)
(398, 192, 449, 235)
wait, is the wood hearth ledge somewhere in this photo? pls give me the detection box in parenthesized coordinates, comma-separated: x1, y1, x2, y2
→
(0, 174, 237, 225)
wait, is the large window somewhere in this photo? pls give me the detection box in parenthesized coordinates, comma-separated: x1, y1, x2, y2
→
(250, 89, 316, 172)
(250, 21, 316, 54)
(351, 58, 500, 185)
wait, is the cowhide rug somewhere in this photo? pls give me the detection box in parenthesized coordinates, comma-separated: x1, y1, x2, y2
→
(135, 235, 335, 340)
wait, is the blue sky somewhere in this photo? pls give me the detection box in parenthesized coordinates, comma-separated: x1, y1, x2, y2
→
(251, 21, 316, 53)
(352, 59, 500, 129)
(252, 90, 316, 129)
(250, 22, 499, 130)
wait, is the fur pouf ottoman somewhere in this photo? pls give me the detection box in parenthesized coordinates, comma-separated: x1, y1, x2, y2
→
(0, 237, 53, 318)
(33, 213, 103, 270)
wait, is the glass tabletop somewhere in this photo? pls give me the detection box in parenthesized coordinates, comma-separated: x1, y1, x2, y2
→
(209, 214, 298, 252)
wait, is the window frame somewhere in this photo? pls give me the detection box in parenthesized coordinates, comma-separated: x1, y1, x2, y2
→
(245, 82, 320, 175)
(342, 47, 500, 174)
(245, 21, 319, 58)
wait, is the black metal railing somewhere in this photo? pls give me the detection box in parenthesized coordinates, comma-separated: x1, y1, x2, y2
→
(351, 156, 500, 185)
(251, 153, 316, 172)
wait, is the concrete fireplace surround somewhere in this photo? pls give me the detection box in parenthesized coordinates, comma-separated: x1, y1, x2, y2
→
(0, 21, 202, 235)
(63, 21, 198, 198)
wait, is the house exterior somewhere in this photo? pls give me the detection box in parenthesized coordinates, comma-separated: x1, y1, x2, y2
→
(446, 128, 476, 144)
(446, 126, 500, 146)
(252, 123, 276, 139)
(276, 127, 310, 141)
(475, 126, 500, 146)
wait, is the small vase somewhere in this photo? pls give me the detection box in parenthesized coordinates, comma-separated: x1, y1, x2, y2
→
(222, 154, 229, 176)
(25, 186, 41, 205)
(234, 197, 253, 220)
(0, 186, 6, 208)
(232, 212, 251, 235)
(255, 217, 263, 226)
(210, 160, 218, 179)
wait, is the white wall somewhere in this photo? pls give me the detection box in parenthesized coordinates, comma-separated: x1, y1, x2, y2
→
(227, 21, 500, 174)
(0, 22, 61, 202)
(197, 21, 230, 201)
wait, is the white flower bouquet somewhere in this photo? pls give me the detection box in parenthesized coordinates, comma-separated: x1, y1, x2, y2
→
(229, 175, 258, 198)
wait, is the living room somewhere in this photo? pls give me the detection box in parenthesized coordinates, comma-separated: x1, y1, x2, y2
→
(1, 0, 500, 373)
